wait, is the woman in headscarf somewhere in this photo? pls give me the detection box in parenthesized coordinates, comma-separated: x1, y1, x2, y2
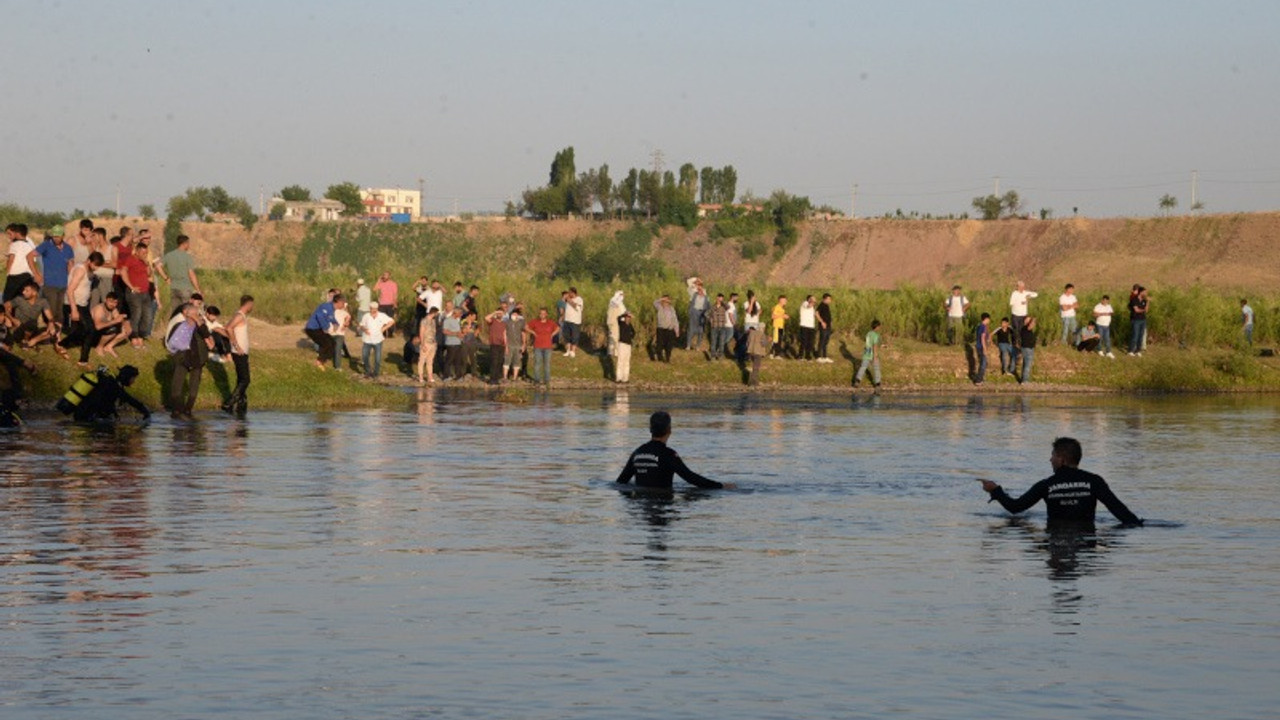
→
(606, 290, 627, 356)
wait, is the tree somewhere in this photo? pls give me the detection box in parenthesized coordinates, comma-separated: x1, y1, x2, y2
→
(1159, 194, 1178, 216)
(325, 182, 364, 217)
(718, 165, 737, 204)
(269, 202, 287, 221)
(768, 190, 812, 251)
(549, 147, 576, 188)
(699, 167, 715, 204)
(521, 185, 567, 219)
(164, 213, 183, 245)
(138, 203, 157, 220)
(573, 169, 597, 216)
(595, 164, 613, 217)
(971, 190, 1022, 220)
(280, 184, 312, 202)
(618, 168, 639, 214)
(678, 162, 699, 202)
(637, 169, 660, 218)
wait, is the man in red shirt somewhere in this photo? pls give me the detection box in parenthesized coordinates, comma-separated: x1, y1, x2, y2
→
(119, 241, 155, 347)
(484, 302, 509, 385)
(524, 307, 560, 387)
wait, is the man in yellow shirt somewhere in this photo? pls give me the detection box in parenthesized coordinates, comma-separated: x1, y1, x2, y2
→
(771, 295, 789, 358)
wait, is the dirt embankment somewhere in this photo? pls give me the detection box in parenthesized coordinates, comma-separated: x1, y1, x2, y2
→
(47, 212, 1280, 294)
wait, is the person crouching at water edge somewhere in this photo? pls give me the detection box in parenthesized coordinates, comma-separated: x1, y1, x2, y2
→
(978, 437, 1143, 528)
(616, 411, 736, 490)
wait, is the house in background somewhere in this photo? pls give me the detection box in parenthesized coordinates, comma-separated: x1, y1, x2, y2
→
(360, 187, 421, 221)
(271, 198, 346, 222)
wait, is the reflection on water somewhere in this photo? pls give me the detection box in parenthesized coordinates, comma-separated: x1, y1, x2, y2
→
(1, 392, 1278, 719)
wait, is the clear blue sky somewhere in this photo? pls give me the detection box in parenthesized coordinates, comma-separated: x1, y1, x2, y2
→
(4, 0, 1278, 218)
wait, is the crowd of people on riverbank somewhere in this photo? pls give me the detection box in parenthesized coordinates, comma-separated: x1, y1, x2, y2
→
(301, 272, 880, 390)
(2, 221, 253, 421)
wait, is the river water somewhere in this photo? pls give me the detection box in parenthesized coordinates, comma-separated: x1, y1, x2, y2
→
(1, 391, 1277, 719)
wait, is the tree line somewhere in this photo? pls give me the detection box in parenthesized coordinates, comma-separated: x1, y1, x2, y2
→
(519, 147, 739, 229)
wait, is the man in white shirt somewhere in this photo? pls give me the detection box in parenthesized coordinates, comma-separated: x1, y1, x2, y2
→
(1092, 294, 1116, 358)
(424, 281, 444, 316)
(943, 285, 969, 345)
(354, 279, 372, 327)
(1008, 280, 1038, 344)
(358, 304, 395, 378)
(798, 295, 818, 360)
(562, 287, 583, 357)
(5, 223, 42, 302)
(1059, 283, 1080, 345)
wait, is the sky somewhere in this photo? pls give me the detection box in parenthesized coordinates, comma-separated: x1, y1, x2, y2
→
(4, 0, 1279, 218)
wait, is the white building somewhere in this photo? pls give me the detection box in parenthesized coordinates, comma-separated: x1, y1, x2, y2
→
(271, 198, 346, 222)
(360, 187, 421, 219)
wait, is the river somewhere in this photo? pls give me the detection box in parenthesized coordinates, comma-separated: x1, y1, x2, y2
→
(1, 391, 1277, 719)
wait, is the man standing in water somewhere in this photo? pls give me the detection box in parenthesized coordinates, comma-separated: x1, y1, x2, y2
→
(978, 437, 1143, 526)
(616, 411, 735, 490)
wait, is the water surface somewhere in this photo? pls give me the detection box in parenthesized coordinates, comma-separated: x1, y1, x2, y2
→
(2, 392, 1277, 719)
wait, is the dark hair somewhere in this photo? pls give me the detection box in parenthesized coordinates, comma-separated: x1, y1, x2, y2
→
(870, 319, 881, 329)
(1000, 316, 1009, 323)
(980, 312, 991, 320)
(105, 291, 119, 301)
(1102, 295, 1110, 301)
(79, 219, 94, 230)
(649, 411, 672, 437)
(88, 251, 105, 265)
(92, 227, 107, 237)
(332, 293, 345, 303)
(240, 294, 254, 305)
(1065, 283, 1074, 290)
(6, 223, 27, 235)
(22, 280, 39, 292)
(176, 234, 190, 246)
(190, 292, 203, 302)
(822, 293, 831, 300)
(206, 306, 221, 317)
(569, 286, 578, 294)
(1052, 437, 1083, 466)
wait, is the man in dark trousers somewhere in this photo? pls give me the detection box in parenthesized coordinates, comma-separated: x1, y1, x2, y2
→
(979, 437, 1143, 527)
(616, 411, 736, 490)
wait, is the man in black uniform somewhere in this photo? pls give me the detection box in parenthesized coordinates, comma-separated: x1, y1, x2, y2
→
(979, 437, 1142, 527)
(616, 411, 735, 490)
(66, 365, 151, 423)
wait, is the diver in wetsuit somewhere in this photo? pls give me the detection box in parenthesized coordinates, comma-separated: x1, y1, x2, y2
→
(979, 437, 1142, 526)
(66, 365, 151, 423)
(616, 411, 735, 490)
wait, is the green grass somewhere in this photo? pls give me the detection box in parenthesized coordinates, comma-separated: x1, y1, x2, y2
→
(17, 344, 404, 414)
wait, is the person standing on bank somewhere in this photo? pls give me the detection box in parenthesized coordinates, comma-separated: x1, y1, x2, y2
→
(973, 312, 992, 386)
(978, 437, 1143, 527)
(744, 323, 768, 386)
(223, 295, 254, 414)
(943, 285, 969, 346)
(166, 302, 210, 420)
(359, 303, 396, 379)
(616, 411, 735, 490)
(816, 293, 834, 363)
(1009, 280, 1038, 341)
(161, 234, 200, 308)
(615, 311, 635, 383)
(1018, 315, 1038, 384)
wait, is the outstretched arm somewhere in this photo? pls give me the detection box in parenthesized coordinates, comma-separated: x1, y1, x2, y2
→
(980, 478, 1046, 514)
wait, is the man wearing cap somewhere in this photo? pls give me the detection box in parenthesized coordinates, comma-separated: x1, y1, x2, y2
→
(36, 225, 75, 325)
(616, 411, 735, 490)
(354, 278, 372, 327)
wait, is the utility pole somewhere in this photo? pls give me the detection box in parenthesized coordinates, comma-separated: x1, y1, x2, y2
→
(993, 176, 1000, 196)
(851, 184, 858, 218)
(650, 149, 664, 177)
(1190, 170, 1198, 212)
(418, 177, 425, 218)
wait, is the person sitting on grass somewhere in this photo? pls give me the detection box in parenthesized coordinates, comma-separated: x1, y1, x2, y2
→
(1076, 322, 1101, 353)
(90, 292, 132, 359)
(4, 280, 62, 356)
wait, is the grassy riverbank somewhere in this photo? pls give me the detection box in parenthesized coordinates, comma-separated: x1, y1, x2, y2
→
(14, 329, 1277, 415)
(16, 344, 404, 414)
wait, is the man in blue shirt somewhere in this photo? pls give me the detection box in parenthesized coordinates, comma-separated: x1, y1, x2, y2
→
(35, 226, 75, 323)
(304, 293, 346, 370)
